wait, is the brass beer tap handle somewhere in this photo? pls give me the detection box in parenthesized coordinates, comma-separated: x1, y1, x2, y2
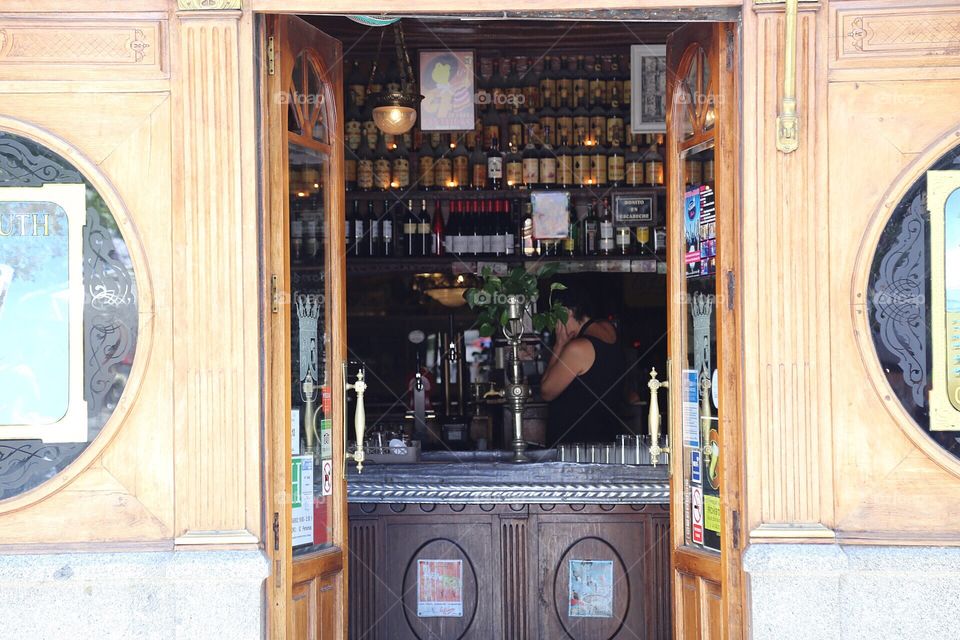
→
(648, 367, 671, 466)
(344, 369, 367, 473)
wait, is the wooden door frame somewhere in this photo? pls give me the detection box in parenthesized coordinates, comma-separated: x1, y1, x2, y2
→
(665, 21, 745, 640)
(260, 13, 349, 640)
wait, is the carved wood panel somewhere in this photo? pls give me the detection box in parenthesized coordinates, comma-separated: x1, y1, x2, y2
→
(0, 17, 167, 80)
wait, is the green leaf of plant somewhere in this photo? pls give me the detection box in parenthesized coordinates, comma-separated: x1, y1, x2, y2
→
(532, 315, 547, 332)
(479, 322, 495, 337)
(538, 263, 559, 279)
(550, 282, 567, 292)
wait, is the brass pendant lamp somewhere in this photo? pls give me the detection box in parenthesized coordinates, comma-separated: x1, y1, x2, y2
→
(367, 21, 423, 136)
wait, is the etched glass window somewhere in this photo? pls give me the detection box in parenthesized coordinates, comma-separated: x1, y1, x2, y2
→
(0, 131, 138, 500)
(867, 143, 960, 460)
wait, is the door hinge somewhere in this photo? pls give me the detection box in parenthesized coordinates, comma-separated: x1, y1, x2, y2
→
(267, 36, 276, 76)
(271, 274, 280, 314)
(273, 511, 280, 550)
(732, 509, 741, 550)
(726, 270, 736, 311)
(726, 27, 735, 71)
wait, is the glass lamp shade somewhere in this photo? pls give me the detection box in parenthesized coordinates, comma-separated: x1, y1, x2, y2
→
(369, 90, 422, 135)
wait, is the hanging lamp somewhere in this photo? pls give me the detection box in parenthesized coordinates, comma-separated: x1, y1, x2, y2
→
(367, 21, 422, 136)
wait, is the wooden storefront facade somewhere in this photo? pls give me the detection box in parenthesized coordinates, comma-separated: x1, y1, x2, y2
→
(1, 0, 959, 638)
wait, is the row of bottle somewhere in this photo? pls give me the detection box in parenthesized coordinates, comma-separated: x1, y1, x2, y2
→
(346, 53, 634, 116)
(347, 132, 672, 192)
(338, 196, 664, 260)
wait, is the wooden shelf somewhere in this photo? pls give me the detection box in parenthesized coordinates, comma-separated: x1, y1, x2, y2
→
(305, 253, 669, 276)
(344, 186, 666, 202)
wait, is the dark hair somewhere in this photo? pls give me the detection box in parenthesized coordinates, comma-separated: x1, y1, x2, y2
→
(551, 282, 597, 321)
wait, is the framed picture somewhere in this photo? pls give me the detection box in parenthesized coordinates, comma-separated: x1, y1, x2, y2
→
(630, 44, 667, 133)
(419, 50, 475, 131)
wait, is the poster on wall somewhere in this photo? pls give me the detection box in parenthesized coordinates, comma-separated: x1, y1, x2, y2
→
(0, 184, 88, 443)
(417, 559, 464, 617)
(569, 560, 614, 618)
(684, 187, 701, 278)
(682, 369, 700, 448)
(630, 45, 667, 133)
(698, 184, 716, 276)
(419, 50, 475, 131)
(291, 455, 314, 546)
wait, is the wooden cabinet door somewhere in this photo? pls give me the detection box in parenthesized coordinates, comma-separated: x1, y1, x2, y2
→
(664, 22, 744, 640)
(263, 14, 349, 640)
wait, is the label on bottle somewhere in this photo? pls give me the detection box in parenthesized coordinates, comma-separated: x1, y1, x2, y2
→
(403, 222, 417, 235)
(505, 231, 515, 255)
(508, 123, 523, 146)
(348, 85, 366, 109)
(492, 232, 506, 255)
(556, 116, 573, 143)
(453, 156, 469, 187)
(344, 158, 358, 183)
(585, 225, 598, 253)
(600, 221, 615, 251)
(382, 220, 393, 241)
(540, 79, 556, 104)
(573, 79, 587, 104)
(557, 155, 574, 186)
(383, 133, 396, 148)
(472, 163, 488, 188)
(589, 79, 604, 104)
(646, 160, 664, 186)
(522, 157, 539, 186)
(418, 221, 431, 235)
(557, 79, 572, 105)
(357, 160, 374, 190)
(484, 125, 501, 148)
(607, 118, 624, 147)
(626, 160, 643, 186)
(590, 117, 606, 145)
(434, 158, 452, 187)
(355, 220, 366, 240)
(482, 233, 493, 255)
(487, 156, 503, 179)
(373, 159, 391, 190)
(392, 158, 410, 188)
(623, 79, 631, 104)
(616, 227, 631, 251)
(591, 154, 607, 185)
(573, 116, 589, 142)
(346, 120, 362, 150)
(539, 118, 556, 146)
(608, 155, 625, 183)
(539, 157, 557, 185)
(362, 121, 378, 149)
(506, 160, 522, 187)
(573, 154, 589, 185)
(418, 156, 435, 187)
(563, 234, 576, 253)
(445, 233, 454, 254)
(370, 219, 380, 242)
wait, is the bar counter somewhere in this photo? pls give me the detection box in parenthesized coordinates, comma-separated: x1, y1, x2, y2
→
(346, 452, 671, 640)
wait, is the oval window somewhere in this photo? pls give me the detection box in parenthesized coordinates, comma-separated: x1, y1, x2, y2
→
(867, 142, 960, 460)
(0, 130, 138, 500)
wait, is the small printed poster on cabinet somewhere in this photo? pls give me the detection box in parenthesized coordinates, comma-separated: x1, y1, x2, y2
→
(291, 455, 314, 546)
(417, 559, 463, 617)
(569, 560, 614, 618)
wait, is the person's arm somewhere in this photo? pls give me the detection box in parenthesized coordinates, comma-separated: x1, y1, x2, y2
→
(540, 338, 593, 401)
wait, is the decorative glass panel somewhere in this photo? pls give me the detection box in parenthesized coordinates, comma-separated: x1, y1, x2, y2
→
(0, 130, 138, 500)
(867, 144, 960, 458)
(677, 143, 720, 552)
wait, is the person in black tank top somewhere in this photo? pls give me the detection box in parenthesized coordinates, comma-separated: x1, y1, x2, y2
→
(540, 286, 627, 445)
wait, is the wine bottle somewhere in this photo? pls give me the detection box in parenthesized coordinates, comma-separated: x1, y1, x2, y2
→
(556, 133, 574, 189)
(356, 140, 374, 191)
(608, 139, 625, 188)
(446, 199, 460, 255)
(434, 137, 453, 190)
(521, 135, 540, 190)
(373, 132, 391, 191)
(344, 147, 358, 192)
(353, 198, 367, 257)
(501, 200, 515, 256)
(573, 136, 590, 187)
(572, 55, 588, 110)
(599, 197, 615, 256)
(392, 136, 410, 190)
(539, 127, 557, 189)
(346, 59, 367, 110)
(419, 199, 431, 256)
(404, 199, 419, 257)
(381, 199, 394, 256)
(470, 144, 488, 190)
(417, 138, 435, 191)
(505, 140, 523, 190)
(589, 57, 606, 109)
(366, 200, 380, 256)
(581, 199, 599, 255)
(564, 203, 579, 256)
(626, 143, 643, 187)
(487, 137, 503, 190)
(521, 200, 537, 257)
(539, 56, 557, 111)
(590, 140, 608, 187)
(451, 140, 469, 189)
(432, 200, 445, 256)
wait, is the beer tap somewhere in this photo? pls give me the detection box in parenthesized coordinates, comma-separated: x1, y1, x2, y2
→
(648, 367, 671, 466)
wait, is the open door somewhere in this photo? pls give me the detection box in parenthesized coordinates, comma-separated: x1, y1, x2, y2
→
(662, 22, 744, 640)
(262, 15, 350, 640)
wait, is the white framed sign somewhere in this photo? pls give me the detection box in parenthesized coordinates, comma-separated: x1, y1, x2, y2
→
(630, 44, 667, 133)
(0, 183, 88, 443)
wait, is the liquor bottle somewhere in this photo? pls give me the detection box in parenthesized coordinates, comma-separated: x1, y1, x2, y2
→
(645, 138, 665, 186)
(615, 217, 632, 256)
(487, 137, 504, 190)
(607, 140, 625, 188)
(434, 138, 453, 190)
(520, 200, 537, 257)
(556, 103, 573, 148)
(501, 200, 515, 256)
(635, 225, 652, 255)
(523, 107, 542, 148)
(357, 138, 374, 191)
(504, 140, 522, 190)
(506, 57, 522, 111)
(366, 200, 380, 256)
(482, 103, 501, 150)
(703, 156, 716, 183)
(589, 102, 607, 147)
(589, 57, 606, 109)
(381, 199, 395, 256)
(556, 56, 573, 110)
(419, 199, 432, 256)
(492, 58, 510, 112)
(345, 99, 363, 152)
(417, 138, 435, 190)
(507, 108, 524, 153)
(572, 100, 590, 148)
(521, 134, 540, 189)
(623, 109, 635, 148)
(345, 199, 355, 256)
(563, 204, 579, 256)
(403, 199, 420, 257)
(581, 199, 599, 255)
(519, 57, 539, 110)
(599, 198, 615, 256)
(685, 157, 702, 187)
(432, 200, 445, 256)
(446, 200, 460, 255)
(344, 147, 358, 192)
(373, 133, 392, 191)
(361, 106, 378, 151)
(391, 136, 410, 190)
(347, 59, 367, 110)
(590, 141, 608, 187)
(621, 55, 632, 111)
(539, 57, 557, 111)
(451, 141, 469, 189)
(539, 103, 557, 148)
(607, 56, 623, 109)
(572, 55, 588, 110)
(573, 136, 590, 188)
(556, 134, 574, 188)
(539, 127, 557, 189)
(626, 143, 644, 187)
(470, 144, 488, 190)
(352, 198, 367, 257)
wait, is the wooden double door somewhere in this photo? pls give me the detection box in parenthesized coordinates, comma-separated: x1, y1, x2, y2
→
(261, 15, 744, 640)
